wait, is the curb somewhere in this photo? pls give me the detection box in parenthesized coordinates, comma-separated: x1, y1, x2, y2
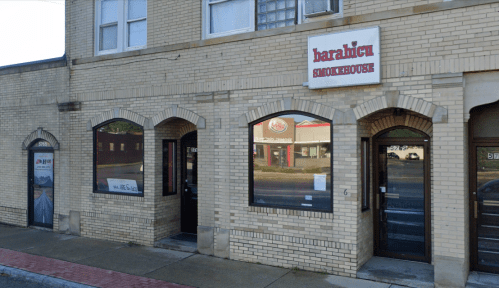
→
(0, 265, 96, 288)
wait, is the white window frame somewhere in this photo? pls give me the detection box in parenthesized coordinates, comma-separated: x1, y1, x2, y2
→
(202, 0, 255, 40)
(300, 0, 343, 23)
(95, 0, 147, 56)
(202, 0, 342, 39)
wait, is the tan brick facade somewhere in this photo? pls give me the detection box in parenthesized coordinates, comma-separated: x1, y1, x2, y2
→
(2, 0, 499, 287)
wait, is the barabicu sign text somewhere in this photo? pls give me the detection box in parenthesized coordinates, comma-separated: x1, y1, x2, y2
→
(308, 26, 381, 89)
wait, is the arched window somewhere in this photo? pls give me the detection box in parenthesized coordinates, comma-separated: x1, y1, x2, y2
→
(94, 120, 144, 196)
(249, 112, 332, 211)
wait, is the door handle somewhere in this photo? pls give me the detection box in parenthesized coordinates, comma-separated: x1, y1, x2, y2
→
(376, 194, 380, 209)
(474, 201, 478, 219)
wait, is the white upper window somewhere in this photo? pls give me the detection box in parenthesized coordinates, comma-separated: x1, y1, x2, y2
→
(203, 0, 255, 39)
(95, 0, 147, 55)
(202, 0, 342, 39)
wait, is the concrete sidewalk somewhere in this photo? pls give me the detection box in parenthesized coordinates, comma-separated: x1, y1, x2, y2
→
(0, 224, 406, 288)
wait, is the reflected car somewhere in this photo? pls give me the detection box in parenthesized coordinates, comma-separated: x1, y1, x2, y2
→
(478, 179, 499, 202)
(405, 153, 420, 160)
(387, 152, 400, 159)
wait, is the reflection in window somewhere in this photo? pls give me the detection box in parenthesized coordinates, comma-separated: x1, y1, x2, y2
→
(95, 120, 144, 195)
(163, 140, 176, 196)
(251, 113, 332, 210)
(378, 128, 424, 138)
(361, 138, 370, 211)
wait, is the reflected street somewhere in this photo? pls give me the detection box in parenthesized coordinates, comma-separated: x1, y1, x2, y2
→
(380, 145, 425, 257)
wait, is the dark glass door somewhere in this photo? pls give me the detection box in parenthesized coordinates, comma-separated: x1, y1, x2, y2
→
(181, 132, 197, 234)
(377, 144, 425, 259)
(473, 146, 499, 273)
(373, 129, 430, 263)
(28, 141, 54, 228)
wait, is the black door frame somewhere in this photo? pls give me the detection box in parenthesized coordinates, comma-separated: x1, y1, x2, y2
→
(469, 140, 499, 274)
(28, 141, 55, 229)
(372, 126, 432, 263)
(180, 131, 197, 234)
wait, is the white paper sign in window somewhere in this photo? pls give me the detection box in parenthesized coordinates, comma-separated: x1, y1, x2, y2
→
(308, 26, 381, 89)
(108, 178, 139, 194)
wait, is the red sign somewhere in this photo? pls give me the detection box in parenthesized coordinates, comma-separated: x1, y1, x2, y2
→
(268, 118, 288, 134)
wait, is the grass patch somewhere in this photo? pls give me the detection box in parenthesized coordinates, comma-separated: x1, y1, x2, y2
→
(303, 167, 322, 173)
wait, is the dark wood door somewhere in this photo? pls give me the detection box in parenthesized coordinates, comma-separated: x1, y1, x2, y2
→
(471, 143, 499, 274)
(181, 132, 197, 234)
(373, 128, 431, 263)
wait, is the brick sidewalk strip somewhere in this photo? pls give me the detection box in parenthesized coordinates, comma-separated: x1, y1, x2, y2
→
(0, 248, 194, 288)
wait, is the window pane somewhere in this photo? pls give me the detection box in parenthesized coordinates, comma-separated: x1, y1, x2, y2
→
(378, 129, 425, 138)
(258, 3, 266, 13)
(305, 0, 328, 14)
(257, 0, 295, 30)
(361, 138, 370, 210)
(128, 19, 147, 47)
(96, 121, 144, 194)
(163, 141, 176, 195)
(258, 14, 266, 24)
(267, 1, 276, 11)
(277, 10, 285, 21)
(101, 0, 118, 24)
(252, 114, 331, 210)
(210, 0, 250, 34)
(100, 24, 118, 50)
(267, 12, 276, 22)
(277, 0, 285, 9)
(472, 101, 499, 138)
(128, 0, 147, 19)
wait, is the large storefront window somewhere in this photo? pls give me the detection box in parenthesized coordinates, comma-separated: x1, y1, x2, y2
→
(250, 113, 332, 211)
(94, 120, 144, 196)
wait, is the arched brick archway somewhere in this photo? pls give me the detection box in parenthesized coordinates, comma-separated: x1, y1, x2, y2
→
(369, 114, 433, 136)
(86, 107, 149, 130)
(238, 97, 342, 127)
(22, 128, 60, 150)
(352, 92, 447, 124)
(151, 105, 206, 129)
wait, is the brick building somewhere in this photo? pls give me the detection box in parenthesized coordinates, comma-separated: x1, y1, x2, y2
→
(1, 1, 499, 287)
